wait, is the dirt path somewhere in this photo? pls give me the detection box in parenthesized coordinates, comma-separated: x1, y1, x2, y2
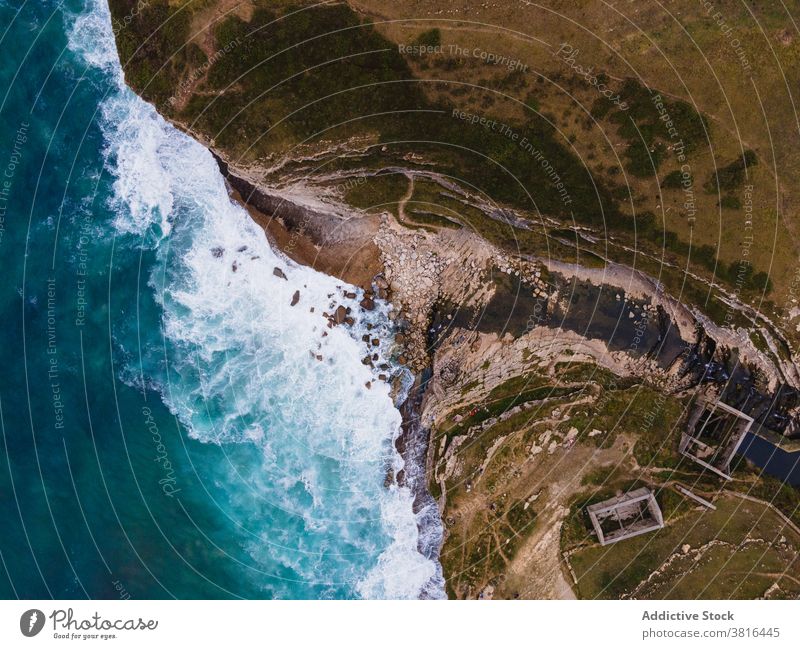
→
(397, 173, 414, 224)
(170, 1, 254, 112)
(497, 434, 633, 599)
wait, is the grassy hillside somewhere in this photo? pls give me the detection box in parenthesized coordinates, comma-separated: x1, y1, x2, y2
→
(108, 1, 799, 339)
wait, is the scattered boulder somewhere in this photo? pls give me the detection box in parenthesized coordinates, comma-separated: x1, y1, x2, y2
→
(211, 246, 224, 258)
(291, 290, 300, 306)
(273, 267, 287, 280)
(333, 305, 347, 324)
(360, 296, 375, 311)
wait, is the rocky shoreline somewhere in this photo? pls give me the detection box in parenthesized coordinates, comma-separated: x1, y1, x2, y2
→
(104, 0, 800, 598)
(209, 149, 452, 595)
(212, 151, 384, 290)
(151, 115, 800, 601)
(208, 141, 800, 590)
(396, 372, 446, 598)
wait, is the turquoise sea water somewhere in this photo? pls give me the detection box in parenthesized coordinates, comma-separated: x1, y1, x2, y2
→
(0, 0, 442, 599)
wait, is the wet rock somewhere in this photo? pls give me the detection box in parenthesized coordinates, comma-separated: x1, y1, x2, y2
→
(333, 305, 347, 324)
(362, 334, 371, 342)
(273, 267, 287, 280)
(344, 316, 355, 326)
(360, 296, 375, 311)
(395, 333, 405, 345)
(371, 338, 380, 347)
(344, 291, 357, 299)
(291, 290, 300, 306)
(231, 261, 238, 272)
(211, 246, 224, 258)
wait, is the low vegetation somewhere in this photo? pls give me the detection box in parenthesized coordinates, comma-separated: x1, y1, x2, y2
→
(566, 495, 800, 599)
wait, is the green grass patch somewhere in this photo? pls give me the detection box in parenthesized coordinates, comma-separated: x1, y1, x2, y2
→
(568, 495, 800, 599)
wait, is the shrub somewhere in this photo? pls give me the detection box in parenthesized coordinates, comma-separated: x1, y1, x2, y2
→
(661, 169, 684, 189)
(415, 28, 441, 47)
(704, 150, 757, 193)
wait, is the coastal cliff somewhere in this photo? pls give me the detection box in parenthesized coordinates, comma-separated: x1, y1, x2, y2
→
(108, 0, 800, 599)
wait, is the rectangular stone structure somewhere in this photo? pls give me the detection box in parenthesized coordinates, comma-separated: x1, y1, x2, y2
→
(586, 487, 664, 546)
(679, 398, 754, 480)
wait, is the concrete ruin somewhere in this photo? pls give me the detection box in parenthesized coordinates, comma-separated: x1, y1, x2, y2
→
(586, 488, 664, 546)
(679, 398, 754, 480)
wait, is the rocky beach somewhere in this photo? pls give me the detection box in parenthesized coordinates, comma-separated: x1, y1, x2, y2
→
(98, 0, 800, 600)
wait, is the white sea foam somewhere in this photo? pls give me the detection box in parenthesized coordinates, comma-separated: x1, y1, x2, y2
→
(67, 0, 443, 598)
(66, 0, 121, 77)
(100, 95, 176, 237)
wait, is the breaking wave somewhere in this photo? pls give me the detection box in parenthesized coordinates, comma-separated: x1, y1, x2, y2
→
(67, 0, 443, 599)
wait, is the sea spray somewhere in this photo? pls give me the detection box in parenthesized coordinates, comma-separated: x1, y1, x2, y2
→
(67, 0, 444, 598)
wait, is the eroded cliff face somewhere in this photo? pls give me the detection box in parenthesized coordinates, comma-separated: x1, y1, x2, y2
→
(108, 0, 800, 599)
